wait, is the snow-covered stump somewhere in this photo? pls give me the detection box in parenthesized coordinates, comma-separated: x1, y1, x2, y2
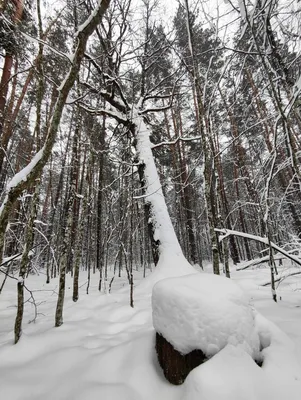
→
(152, 273, 261, 385)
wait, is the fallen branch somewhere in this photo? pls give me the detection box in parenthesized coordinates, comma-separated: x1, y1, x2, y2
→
(215, 228, 301, 267)
(260, 269, 301, 287)
(236, 254, 284, 271)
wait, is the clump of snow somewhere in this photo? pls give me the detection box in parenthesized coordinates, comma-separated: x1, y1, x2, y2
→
(152, 273, 260, 358)
(238, 0, 247, 21)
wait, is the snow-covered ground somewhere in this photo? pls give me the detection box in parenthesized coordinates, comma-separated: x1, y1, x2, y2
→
(0, 261, 301, 400)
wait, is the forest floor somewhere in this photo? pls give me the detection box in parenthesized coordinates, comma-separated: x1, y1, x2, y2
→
(0, 260, 301, 400)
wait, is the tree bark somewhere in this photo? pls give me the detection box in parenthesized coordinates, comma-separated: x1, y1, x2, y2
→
(183, 0, 219, 274)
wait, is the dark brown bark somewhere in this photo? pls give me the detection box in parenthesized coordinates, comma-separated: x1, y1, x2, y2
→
(0, 54, 14, 150)
(155, 332, 207, 385)
(0, 0, 24, 166)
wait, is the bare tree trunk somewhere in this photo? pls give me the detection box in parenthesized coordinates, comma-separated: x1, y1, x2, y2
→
(66, 116, 81, 275)
(55, 118, 81, 321)
(14, 184, 39, 343)
(183, 0, 219, 274)
(73, 147, 88, 302)
(96, 114, 106, 290)
(0, 0, 24, 175)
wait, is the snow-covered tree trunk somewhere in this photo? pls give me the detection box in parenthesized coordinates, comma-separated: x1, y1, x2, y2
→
(133, 108, 184, 261)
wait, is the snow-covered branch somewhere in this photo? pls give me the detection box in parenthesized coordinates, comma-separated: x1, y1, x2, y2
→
(79, 103, 128, 125)
(20, 32, 73, 63)
(216, 228, 301, 267)
(236, 254, 285, 271)
(151, 135, 202, 149)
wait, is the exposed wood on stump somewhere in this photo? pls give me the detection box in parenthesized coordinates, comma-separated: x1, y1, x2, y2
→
(155, 332, 207, 385)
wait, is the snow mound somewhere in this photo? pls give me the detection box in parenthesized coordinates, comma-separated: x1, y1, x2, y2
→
(182, 344, 266, 400)
(182, 314, 301, 400)
(152, 273, 260, 358)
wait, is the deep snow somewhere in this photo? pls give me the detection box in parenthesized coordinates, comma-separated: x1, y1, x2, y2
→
(0, 260, 301, 400)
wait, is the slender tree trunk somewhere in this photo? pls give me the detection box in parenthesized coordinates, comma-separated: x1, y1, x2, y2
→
(73, 148, 88, 302)
(0, 0, 24, 174)
(96, 114, 106, 289)
(55, 121, 80, 322)
(184, 0, 219, 274)
(14, 184, 39, 343)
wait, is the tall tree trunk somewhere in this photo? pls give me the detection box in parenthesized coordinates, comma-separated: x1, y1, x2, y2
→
(55, 117, 81, 324)
(184, 0, 219, 274)
(0, 0, 24, 174)
(96, 114, 106, 289)
(14, 184, 40, 343)
(73, 147, 89, 302)
(132, 110, 184, 261)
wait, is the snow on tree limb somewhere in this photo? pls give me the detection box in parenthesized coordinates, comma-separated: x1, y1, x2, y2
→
(151, 135, 202, 149)
(216, 228, 301, 267)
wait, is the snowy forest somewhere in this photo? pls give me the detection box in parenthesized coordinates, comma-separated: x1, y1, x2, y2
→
(1, 0, 301, 399)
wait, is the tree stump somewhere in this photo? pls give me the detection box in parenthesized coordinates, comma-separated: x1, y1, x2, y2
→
(152, 273, 261, 385)
(155, 332, 207, 385)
